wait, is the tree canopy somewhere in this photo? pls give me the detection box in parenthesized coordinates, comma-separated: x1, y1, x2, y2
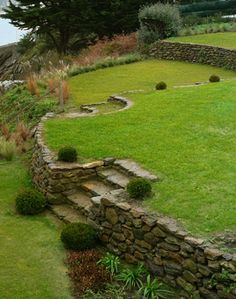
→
(2, 0, 157, 54)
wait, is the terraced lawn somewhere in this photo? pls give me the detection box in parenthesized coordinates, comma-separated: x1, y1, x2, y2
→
(168, 32, 236, 49)
(44, 60, 236, 235)
(0, 158, 72, 299)
(69, 59, 236, 105)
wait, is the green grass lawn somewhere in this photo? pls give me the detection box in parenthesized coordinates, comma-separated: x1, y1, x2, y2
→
(69, 59, 236, 105)
(168, 32, 236, 49)
(0, 158, 72, 299)
(44, 60, 236, 235)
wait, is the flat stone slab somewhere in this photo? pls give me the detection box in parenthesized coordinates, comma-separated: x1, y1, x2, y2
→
(50, 204, 87, 223)
(67, 191, 92, 210)
(98, 168, 130, 188)
(114, 159, 158, 181)
(81, 179, 115, 196)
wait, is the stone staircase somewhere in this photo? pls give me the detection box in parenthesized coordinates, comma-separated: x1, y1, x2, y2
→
(49, 161, 158, 224)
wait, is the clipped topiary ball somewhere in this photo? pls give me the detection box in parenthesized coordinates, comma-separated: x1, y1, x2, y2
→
(127, 178, 152, 199)
(16, 188, 47, 215)
(156, 81, 167, 90)
(209, 74, 220, 83)
(61, 223, 97, 251)
(58, 146, 78, 162)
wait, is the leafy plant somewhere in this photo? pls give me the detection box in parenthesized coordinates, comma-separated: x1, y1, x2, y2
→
(138, 3, 182, 45)
(117, 263, 147, 290)
(209, 74, 220, 83)
(58, 146, 78, 162)
(127, 178, 152, 199)
(61, 223, 97, 251)
(98, 253, 120, 276)
(138, 275, 172, 299)
(156, 81, 167, 90)
(15, 188, 47, 215)
(67, 249, 109, 296)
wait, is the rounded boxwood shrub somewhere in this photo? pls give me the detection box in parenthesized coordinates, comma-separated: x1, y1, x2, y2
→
(127, 178, 152, 199)
(61, 223, 97, 251)
(156, 81, 167, 90)
(16, 188, 47, 215)
(209, 74, 220, 83)
(58, 146, 78, 162)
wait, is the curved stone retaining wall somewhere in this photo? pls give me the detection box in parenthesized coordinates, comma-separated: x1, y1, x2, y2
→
(149, 41, 236, 71)
(31, 95, 236, 298)
(32, 113, 110, 204)
(90, 194, 236, 299)
(31, 96, 134, 204)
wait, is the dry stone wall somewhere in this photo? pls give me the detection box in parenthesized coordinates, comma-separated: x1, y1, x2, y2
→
(149, 41, 236, 71)
(31, 94, 236, 297)
(31, 113, 110, 204)
(89, 194, 236, 299)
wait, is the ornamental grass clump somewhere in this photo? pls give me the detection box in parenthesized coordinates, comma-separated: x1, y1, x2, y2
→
(127, 178, 152, 199)
(155, 81, 167, 90)
(58, 146, 78, 162)
(16, 188, 47, 215)
(0, 138, 16, 161)
(61, 223, 98, 251)
(209, 74, 220, 83)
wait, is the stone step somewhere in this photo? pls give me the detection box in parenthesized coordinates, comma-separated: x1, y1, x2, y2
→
(50, 204, 87, 224)
(98, 168, 130, 188)
(114, 159, 158, 181)
(81, 179, 115, 196)
(67, 191, 93, 213)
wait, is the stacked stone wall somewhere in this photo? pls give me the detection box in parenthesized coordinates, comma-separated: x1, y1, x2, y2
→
(89, 194, 236, 299)
(150, 41, 236, 71)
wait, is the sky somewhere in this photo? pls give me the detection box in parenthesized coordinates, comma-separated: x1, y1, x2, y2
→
(0, 19, 25, 46)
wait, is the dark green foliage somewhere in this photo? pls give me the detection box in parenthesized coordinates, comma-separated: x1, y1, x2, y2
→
(138, 3, 182, 45)
(16, 189, 47, 215)
(61, 223, 97, 251)
(98, 253, 120, 276)
(58, 147, 78, 162)
(117, 264, 147, 290)
(138, 275, 173, 299)
(127, 178, 152, 199)
(3, 0, 157, 54)
(209, 74, 220, 82)
(156, 81, 167, 90)
(68, 54, 142, 77)
(180, 0, 236, 18)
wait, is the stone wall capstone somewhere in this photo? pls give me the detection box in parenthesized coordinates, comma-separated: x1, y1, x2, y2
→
(149, 41, 236, 71)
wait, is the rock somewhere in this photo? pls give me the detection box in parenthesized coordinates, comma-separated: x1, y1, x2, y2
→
(198, 264, 211, 277)
(185, 236, 205, 247)
(204, 248, 222, 261)
(163, 261, 182, 275)
(144, 232, 159, 246)
(183, 259, 197, 273)
(112, 232, 125, 242)
(135, 239, 152, 250)
(152, 226, 166, 238)
(134, 250, 145, 260)
(177, 277, 195, 293)
(124, 253, 137, 264)
(183, 270, 198, 283)
(105, 207, 118, 225)
(159, 242, 180, 252)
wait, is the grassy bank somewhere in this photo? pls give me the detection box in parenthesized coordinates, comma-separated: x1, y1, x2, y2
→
(0, 157, 72, 298)
(44, 60, 236, 235)
(168, 32, 236, 49)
